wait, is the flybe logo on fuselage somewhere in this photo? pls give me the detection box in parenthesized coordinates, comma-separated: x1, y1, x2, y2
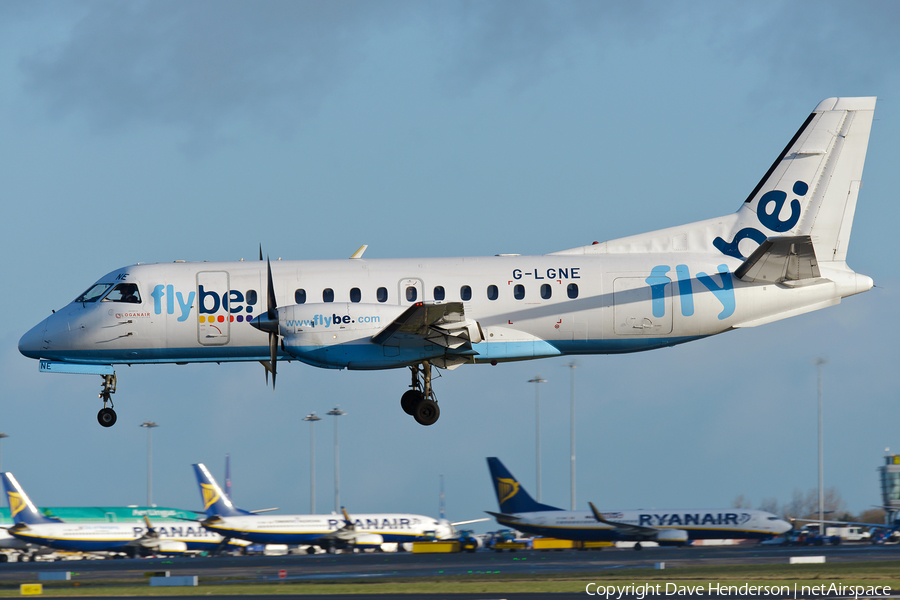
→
(637, 512, 751, 528)
(713, 181, 808, 260)
(150, 285, 259, 322)
(646, 264, 735, 320)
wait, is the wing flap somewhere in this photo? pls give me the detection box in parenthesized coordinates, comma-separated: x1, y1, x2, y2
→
(371, 302, 482, 349)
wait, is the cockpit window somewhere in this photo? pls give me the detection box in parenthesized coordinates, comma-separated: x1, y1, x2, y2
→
(75, 283, 113, 303)
(102, 283, 142, 304)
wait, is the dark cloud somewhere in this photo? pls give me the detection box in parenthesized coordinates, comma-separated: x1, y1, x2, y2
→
(18, 0, 404, 139)
(12, 1, 900, 143)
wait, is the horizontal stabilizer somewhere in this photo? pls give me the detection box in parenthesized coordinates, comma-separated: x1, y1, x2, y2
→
(735, 236, 821, 283)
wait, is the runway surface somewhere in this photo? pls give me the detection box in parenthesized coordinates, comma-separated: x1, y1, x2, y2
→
(1, 543, 898, 599)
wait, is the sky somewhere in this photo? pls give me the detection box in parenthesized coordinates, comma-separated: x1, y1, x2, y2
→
(1, 1, 898, 532)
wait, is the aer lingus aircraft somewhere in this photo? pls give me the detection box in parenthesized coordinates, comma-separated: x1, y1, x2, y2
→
(486, 458, 791, 548)
(19, 97, 876, 426)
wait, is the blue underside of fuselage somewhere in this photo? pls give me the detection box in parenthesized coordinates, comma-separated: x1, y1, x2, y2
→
(30, 336, 705, 368)
(202, 526, 423, 545)
(498, 521, 773, 541)
(10, 534, 228, 552)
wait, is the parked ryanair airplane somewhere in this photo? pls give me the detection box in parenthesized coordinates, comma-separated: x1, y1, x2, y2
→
(19, 98, 876, 426)
(191, 463, 469, 552)
(1, 505, 203, 562)
(486, 458, 791, 548)
(1, 473, 248, 557)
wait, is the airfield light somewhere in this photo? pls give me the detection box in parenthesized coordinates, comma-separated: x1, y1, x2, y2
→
(327, 407, 347, 513)
(528, 377, 547, 503)
(814, 358, 827, 536)
(0, 432, 8, 471)
(140, 421, 159, 506)
(567, 362, 577, 511)
(303, 413, 322, 513)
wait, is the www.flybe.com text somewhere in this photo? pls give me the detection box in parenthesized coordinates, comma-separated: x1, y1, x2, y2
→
(286, 314, 381, 328)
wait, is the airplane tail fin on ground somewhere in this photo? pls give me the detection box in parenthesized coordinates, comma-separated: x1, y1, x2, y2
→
(486, 458, 563, 514)
(1, 472, 62, 525)
(192, 463, 252, 518)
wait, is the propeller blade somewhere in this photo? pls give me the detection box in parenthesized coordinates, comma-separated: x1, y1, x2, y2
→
(259, 244, 263, 261)
(266, 257, 277, 319)
(269, 332, 278, 390)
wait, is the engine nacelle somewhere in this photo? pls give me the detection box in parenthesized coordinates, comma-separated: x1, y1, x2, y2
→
(156, 540, 188, 553)
(353, 533, 384, 547)
(654, 529, 689, 546)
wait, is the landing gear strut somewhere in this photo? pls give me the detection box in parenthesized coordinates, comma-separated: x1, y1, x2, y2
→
(97, 374, 117, 427)
(401, 362, 440, 426)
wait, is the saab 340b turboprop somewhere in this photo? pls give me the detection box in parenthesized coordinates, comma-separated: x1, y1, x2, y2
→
(18, 97, 876, 426)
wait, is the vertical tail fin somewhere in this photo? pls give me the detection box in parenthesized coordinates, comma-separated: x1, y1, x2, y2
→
(486, 458, 562, 514)
(1, 472, 61, 525)
(715, 97, 875, 263)
(192, 463, 251, 517)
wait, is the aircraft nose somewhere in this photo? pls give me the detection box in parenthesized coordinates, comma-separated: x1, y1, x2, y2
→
(18, 318, 48, 359)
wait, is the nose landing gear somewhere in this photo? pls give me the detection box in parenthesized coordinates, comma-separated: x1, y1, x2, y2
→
(97, 374, 117, 427)
(401, 362, 440, 426)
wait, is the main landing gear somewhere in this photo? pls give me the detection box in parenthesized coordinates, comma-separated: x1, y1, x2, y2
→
(401, 361, 440, 426)
(97, 374, 117, 427)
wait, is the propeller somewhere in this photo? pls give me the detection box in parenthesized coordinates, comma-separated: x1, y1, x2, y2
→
(250, 249, 280, 389)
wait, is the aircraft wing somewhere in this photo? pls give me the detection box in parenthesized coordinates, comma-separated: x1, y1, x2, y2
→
(486, 511, 521, 522)
(792, 517, 896, 530)
(371, 302, 483, 360)
(735, 236, 821, 283)
(588, 502, 658, 538)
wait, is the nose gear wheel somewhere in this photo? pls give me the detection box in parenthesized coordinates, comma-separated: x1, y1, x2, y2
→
(97, 374, 118, 428)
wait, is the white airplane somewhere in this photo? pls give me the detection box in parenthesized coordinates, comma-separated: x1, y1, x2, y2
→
(191, 463, 468, 552)
(1, 472, 248, 557)
(19, 97, 876, 426)
(486, 458, 791, 549)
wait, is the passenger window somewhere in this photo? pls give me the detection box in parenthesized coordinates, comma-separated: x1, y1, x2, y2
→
(514, 284, 525, 300)
(76, 283, 113, 303)
(567, 283, 579, 299)
(103, 283, 141, 304)
(487, 285, 498, 300)
(247, 290, 258, 305)
(433, 286, 445, 301)
(377, 287, 388, 303)
(350, 288, 361, 303)
(294, 289, 306, 304)
(406, 286, 418, 302)
(460, 285, 472, 301)
(541, 284, 551, 299)
(323, 288, 334, 302)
